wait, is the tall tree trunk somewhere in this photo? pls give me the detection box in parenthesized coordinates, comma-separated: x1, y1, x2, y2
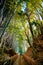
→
(25, 13, 38, 59)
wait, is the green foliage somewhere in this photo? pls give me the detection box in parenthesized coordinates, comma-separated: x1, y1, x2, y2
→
(0, 0, 43, 54)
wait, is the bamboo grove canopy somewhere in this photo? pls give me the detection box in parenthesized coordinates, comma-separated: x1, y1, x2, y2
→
(0, 0, 43, 54)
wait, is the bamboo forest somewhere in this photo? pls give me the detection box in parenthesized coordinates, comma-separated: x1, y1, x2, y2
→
(0, 0, 43, 65)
